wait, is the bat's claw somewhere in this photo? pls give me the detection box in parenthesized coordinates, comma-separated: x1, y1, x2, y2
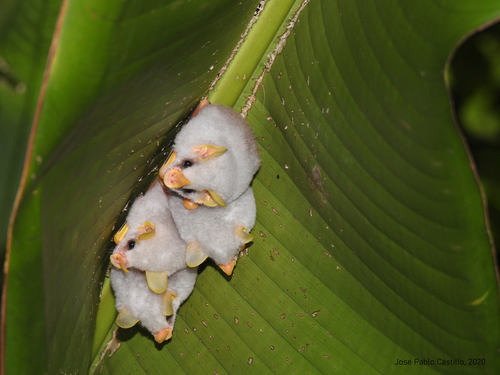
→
(154, 327, 172, 343)
(116, 308, 139, 328)
(235, 225, 254, 244)
(146, 271, 168, 293)
(110, 254, 129, 273)
(183, 198, 199, 210)
(163, 291, 177, 316)
(159, 151, 177, 178)
(186, 241, 208, 267)
(219, 259, 236, 276)
(164, 169, 190, 189)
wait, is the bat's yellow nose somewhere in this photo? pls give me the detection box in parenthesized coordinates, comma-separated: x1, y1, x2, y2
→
(110, 253, 129, 273)
(164, 169, 190, 189)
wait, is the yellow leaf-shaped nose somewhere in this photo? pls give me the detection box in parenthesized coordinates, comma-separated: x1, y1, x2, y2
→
(164, 169, 190, 188)
(110, 254, 129, 273)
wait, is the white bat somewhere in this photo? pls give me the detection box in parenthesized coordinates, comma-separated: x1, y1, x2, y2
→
(159, 101, 260, 275)
(110, 266, 198, 343)
(168, 186, 256, 274)
(110, 181, 187, 293)
(159, 101, 260, 207)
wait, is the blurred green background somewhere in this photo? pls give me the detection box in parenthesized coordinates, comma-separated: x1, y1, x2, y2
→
(450, 21, 500, 255)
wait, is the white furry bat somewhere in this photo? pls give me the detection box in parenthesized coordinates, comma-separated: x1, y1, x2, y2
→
(168, 186, 256, 274)
(160, 101, 260, 207)
(110, 181, 187, 293)
(159, 101, 260, 275)
(110, 266, 197, 343)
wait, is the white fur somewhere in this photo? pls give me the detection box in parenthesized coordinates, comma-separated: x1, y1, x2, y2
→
(112, 182, 187, 274)
(169, 186, 256, 265)
(166, 104, 260, 204)
(110, 267, 197, 337)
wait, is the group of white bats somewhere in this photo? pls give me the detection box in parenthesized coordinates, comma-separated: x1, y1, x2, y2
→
(109, 100, 261, 343)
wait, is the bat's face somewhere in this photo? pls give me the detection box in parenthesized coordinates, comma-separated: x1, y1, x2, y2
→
(109, 182, 186, 276)
(159, 103, 260, 207)
(159, 145, 232, 208)
(110, 221, 157, 272)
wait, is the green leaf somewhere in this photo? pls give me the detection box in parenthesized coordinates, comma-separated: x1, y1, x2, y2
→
(0, 0, 63, 286)
(3, 0, 500, 374)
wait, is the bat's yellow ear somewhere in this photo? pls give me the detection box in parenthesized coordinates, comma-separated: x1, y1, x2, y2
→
(191, 99, 210, 118)
(137, 222, 156, 243)
(113, 222, 129, 244)
(193, 144, 227, 161)
(159, 151, 177, 178)
(164, 169, 190, 188)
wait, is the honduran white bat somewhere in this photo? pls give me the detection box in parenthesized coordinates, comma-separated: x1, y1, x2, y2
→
(168, 186, 256, 274)
(159, 101, 260, 207)
(110, 181, 187, 293)
(159, 101, 260, 275)
(110, 266, 198, 343)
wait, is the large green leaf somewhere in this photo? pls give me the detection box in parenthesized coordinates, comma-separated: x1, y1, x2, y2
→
(0, 0, 63, 286)
(2, 0, 500, 374)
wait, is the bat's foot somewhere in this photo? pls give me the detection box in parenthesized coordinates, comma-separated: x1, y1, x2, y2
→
(219, 259, 237, 276)
(115, 308, 139, 329)
(185, 241, 208, 267)
(110, 253, 129, 273)
(164, 169, 190, 189)
(183, 198, 199, 210)
(146, 271, 168, 293)
(154, 327, 172, 343)
(235, 225, 254, 244)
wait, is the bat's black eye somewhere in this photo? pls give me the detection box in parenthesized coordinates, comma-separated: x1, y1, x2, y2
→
(128, 240, 136, 249)
(182, 188, 195, 194)
(183, 160, 193, 168)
